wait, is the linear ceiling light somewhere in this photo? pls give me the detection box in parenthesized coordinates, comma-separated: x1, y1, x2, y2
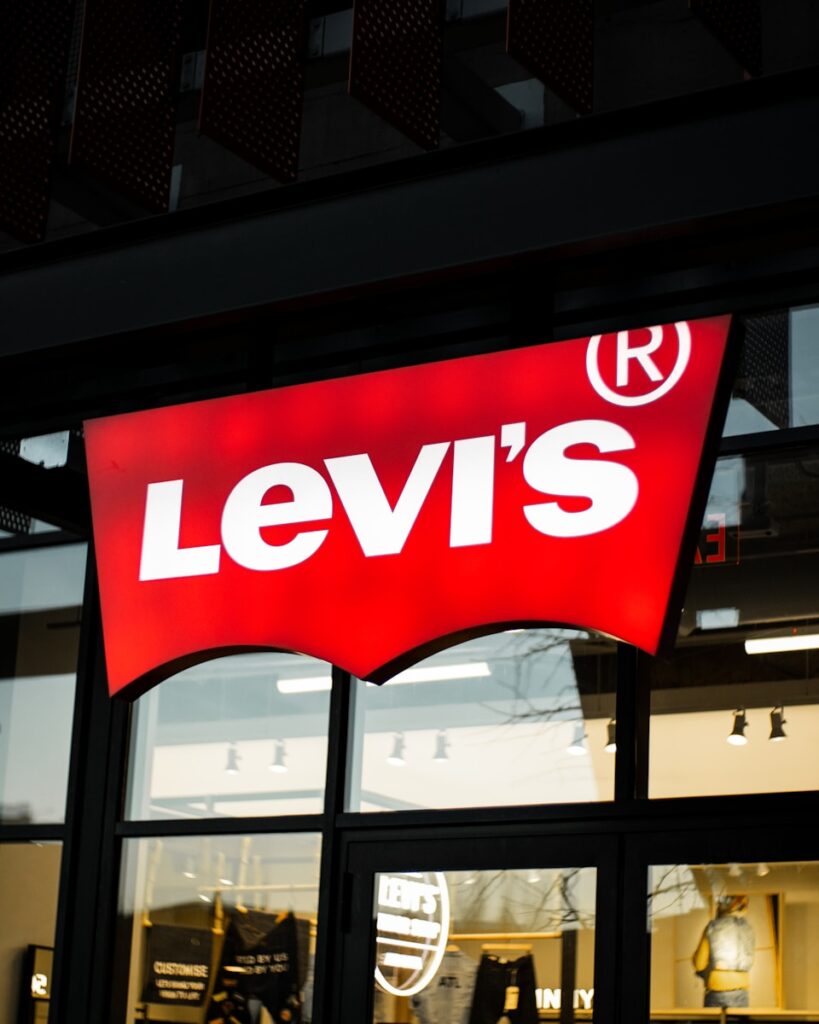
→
(385, 662, 491, 685)
(277, 675, 333, 694)
(745, 632, 819, 655)
(277, 662, 491, 693)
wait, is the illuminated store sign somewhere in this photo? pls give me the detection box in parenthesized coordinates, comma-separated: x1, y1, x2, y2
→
(374, 872, 450, 997)
(85, 316, 733, 697)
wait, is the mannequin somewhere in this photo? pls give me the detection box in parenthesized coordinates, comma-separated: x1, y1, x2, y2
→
(692, 895, 755, 1008)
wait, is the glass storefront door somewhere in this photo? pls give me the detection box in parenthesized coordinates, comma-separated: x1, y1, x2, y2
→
(337, 834, 617, 1024)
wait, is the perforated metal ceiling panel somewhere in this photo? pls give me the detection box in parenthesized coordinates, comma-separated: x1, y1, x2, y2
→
(0, 441, 31, 534)
(349, 0, 443, 151)
(507, 0, 593, 116)
(199, 0, 306, 182)
(738, 311, 790, 429)
(691, 0, 762, 77)
(0, 0, 73, 243)
(70, 0, 184, 212)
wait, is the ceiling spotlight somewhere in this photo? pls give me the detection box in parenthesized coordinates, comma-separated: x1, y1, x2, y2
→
(219, 875, 234, 886)
(728, 862, 742, 878)
(769, 707, 787, 742)
(386, 732, 406, 766)
(757, 862, 770, 878)
(182, 857, 197, 880)
(567, 722, 588, 757)
(527, 870, 542, 884)
(727, 709, 748, 746)
(269, 739, 288, 773)
(604, 719, 617, 754)
(433, 730, 450, 762)
(198, 893, 213, 904)
(224, 743, 241, 774)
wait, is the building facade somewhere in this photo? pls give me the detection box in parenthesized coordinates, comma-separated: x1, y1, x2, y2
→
(1, 1, 819, 1022)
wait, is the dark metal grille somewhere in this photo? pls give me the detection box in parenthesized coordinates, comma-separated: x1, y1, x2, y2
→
(349, 0, 443, 151)
(0, 0, 73, 243)
(199, 0, 306, 183)
(736, 312, 790, 429)
(0, 440, 32, 534)
(0, 506, 31, 535)
(691, 0, 762, 77)
(507, 0, 593, 116)
(70, 0, 184, 212)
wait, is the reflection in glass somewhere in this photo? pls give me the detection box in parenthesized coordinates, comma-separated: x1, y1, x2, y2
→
(348, 629, 616, 812)
(126, 652, 332, 820)
(0, 543, 86, 823)
(724, 306, 819, 436)
(0, 842, 62, 1023)
(114, 833, 321, 1024)
(649, 862, 819, 1018)
(373, 867, 597, 1023)
(650, 446, 819, 798)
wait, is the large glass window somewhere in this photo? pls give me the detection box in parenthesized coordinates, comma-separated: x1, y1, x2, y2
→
(126, 653, 333, 820)
(649, 861, 819, 1019)
(113, 833, 321, 1023)
(0, 543, 86, 823)
(0, 842, 62, 1023)
(347, 628, 616, 812)
(725, 307, 819, 435)
(373, 866, 597, 1023)
(649, 445, 819, 798)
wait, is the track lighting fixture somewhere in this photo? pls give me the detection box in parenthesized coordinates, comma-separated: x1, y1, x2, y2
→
(433, 730, 450, 762)
(769, 707, 787, 742)
(567, 722, 588, 756)
(224, 742, 241, 774)
(727, 709, 748, 746)
(386, 732, 406, 766)
(269, 739, 288, 773)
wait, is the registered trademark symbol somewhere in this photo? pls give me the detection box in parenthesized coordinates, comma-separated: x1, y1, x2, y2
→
(586, 321, 691, 407)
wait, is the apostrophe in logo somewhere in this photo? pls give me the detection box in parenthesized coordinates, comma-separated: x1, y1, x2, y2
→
(586, 322, 691, 406)
(374, 872, 450, 998)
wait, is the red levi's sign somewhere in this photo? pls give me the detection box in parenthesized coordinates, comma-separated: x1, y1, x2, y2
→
(85, 316, 733, 698)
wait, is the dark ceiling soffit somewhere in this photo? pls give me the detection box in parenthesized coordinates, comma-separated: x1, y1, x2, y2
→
(690, 0, 763, 78)
(1, 68, 819, 358)
(0, 450, 90, 535)
(4, 62, 819, 278)
(506, 0, 594, 115)
(198, 0, 307, 182)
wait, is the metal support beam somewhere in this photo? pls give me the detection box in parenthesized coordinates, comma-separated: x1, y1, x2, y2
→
(1, 69, 819, 357)
(0, 449, 90, 535)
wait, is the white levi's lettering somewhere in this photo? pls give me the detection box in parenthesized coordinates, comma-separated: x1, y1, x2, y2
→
(325, 442, 450, 556)
(221, 462, 332, 571)
(449, 435, 495, 547)
(138, 419, 640, 580)
(139, 480, 221, 580)
(522, 419, 638, 538)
